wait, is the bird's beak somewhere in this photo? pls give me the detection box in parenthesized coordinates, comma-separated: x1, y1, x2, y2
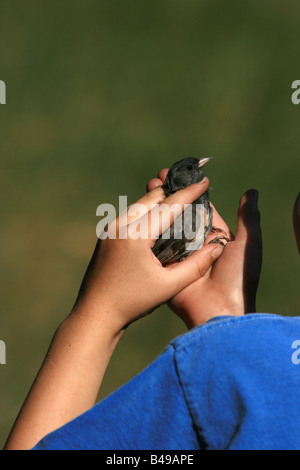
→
(198, 157, 211, 168)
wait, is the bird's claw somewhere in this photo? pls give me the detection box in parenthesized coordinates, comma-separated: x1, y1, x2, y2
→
(208, 235, 230, 247)
(208, 226, 230, 246)
(211, 226, 228, 235)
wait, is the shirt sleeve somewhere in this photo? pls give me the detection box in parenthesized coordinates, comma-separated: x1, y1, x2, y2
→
(33, 313, 300, 450)
(172, 314, 300, 450)
(32, 343, 200, 450)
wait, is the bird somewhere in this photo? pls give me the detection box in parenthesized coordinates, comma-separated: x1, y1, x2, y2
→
(152, 157, 228, 265)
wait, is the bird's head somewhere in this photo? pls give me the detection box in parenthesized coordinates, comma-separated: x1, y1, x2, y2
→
(163, 157, 210, 196)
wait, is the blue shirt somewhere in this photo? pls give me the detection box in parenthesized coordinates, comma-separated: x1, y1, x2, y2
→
(33, 314, 300, 450)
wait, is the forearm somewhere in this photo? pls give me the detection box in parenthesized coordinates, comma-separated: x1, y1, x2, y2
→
(4, 179, 224, 450)
(4, 305, 124, 450)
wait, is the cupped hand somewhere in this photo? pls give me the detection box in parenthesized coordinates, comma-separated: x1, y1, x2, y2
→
(73, 176, 225, 331)
(147, 170, 262, 329)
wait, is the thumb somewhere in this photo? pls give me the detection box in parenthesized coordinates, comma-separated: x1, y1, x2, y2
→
(166, 243, 224, 293)
(235, 189, 261, 244)
(235, 189, 262, 311)
(293, 192, 300, 255)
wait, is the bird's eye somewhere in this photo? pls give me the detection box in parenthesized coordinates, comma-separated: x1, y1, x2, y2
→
(187, 164, 193, 170)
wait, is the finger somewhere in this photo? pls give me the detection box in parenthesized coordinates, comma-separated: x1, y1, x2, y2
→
(128, 177, 210, 243)
(135, 185, 166, 206)
(235, 190, 261, 244)
(157, 168, 169, 182)
(165, 243, 224, 292)
(207, 203, 234, 242)
(163, 177, 209, 208)
(143, 177, 210, 240)
(146, 168, 169, 192)
(235, 189, 262, 311)
(117, 186, 166, 230)
(293, 192, 300, 254)
(146, 178, 164, 192)
(117, 170, 168, 235)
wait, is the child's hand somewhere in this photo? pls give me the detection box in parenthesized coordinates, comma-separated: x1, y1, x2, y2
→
(169, 191, 262, 327)
(147, 171, 262, 328)
(73, 177, 224, 330)
(5, 169, 259, 450)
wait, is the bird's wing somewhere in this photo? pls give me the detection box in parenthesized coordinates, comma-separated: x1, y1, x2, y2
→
(152, 201, 213, 265)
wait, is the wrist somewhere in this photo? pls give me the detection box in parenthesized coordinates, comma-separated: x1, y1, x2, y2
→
(171, 297, 245, 330)
(71, 292, 130, 336)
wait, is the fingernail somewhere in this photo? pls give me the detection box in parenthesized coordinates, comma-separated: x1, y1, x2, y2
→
(250, 189, 259, 203)
(211, 245, 224, 260)
(198, 176, 208, 185)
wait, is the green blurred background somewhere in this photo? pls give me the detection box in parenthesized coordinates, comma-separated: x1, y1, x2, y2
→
(0, 0, 299, 448)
